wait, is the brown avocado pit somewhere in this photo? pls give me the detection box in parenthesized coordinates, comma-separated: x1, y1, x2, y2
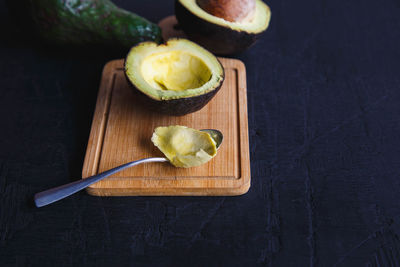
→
(124, 38, 224, 116)
(196, 0, 256, 23)
(175, 0, 271, 55)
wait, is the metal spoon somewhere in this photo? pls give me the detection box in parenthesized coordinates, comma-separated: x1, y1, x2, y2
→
(34, 129, 223, 207)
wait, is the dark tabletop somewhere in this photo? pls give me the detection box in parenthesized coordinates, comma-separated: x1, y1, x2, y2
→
(1, 0, 400, 266)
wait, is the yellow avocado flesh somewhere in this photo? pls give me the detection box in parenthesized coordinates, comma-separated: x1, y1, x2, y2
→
(151, 126, 217, 168)
(141, 51, 212, 91)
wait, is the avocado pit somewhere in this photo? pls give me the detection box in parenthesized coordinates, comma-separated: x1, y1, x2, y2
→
(197, 0, 256, 23)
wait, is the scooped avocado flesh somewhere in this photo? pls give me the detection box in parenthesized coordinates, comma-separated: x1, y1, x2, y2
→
(151, 126, 217, 168)
(179, 0, 271, 33)
(125, 39, 224, 100)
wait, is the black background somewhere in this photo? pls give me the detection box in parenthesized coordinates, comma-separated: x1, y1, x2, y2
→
(1, 0, 400, 266)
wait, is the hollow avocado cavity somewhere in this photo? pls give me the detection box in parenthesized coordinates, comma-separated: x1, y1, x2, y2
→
(141, 51, 212, 91)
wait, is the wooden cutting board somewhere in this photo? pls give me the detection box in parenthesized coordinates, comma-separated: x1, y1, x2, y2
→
(82, 58, 250, 196)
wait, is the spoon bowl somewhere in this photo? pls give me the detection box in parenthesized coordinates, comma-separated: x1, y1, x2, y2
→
(201, 129, 223, 149)
(34, 129, 223, 207)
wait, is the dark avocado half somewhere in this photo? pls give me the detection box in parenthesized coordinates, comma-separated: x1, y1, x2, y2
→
(124, 39, 224, 116)
(175, 0, 271, 55)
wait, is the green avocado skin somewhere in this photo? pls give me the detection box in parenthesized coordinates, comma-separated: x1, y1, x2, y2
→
(8, 0, 162, 47)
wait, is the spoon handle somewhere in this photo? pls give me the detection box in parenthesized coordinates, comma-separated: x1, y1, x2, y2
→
(34, 157, 168, 207)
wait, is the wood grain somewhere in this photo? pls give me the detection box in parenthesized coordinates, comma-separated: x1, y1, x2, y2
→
(81, 58, 250, 196)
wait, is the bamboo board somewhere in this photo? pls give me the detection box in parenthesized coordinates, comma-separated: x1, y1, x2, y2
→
(82, 58, 250, 196)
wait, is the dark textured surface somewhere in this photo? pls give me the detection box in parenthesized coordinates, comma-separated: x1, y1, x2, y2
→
(1, 0, 400, 266)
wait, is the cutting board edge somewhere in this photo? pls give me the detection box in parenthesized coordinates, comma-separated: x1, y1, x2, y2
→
(85, 180, 250, 196)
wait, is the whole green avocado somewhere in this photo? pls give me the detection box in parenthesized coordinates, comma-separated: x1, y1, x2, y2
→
(7, 0, 162, 47)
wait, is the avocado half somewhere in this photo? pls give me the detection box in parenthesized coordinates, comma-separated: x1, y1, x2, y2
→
(175, 0, 271, 55)
(125, 39, 224, 116)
